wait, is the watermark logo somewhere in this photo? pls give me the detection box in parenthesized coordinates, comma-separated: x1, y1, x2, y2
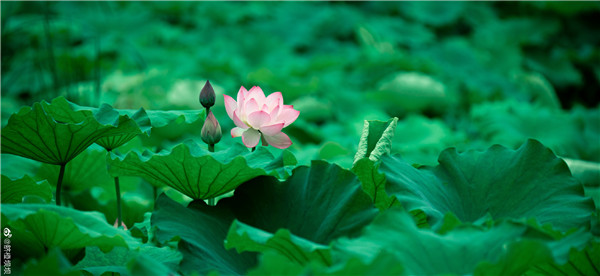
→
(2, 227, 11, 275)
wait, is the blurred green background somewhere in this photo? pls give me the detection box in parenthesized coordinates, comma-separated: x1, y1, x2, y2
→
(2, 1, 599, 168)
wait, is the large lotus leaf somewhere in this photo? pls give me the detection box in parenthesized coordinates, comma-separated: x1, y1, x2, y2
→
(391, 114, 468, 166)
(139, 109, 206, 147)
(476, 227, 592, 275)
(73, 245, 181, 276)
(152, 161, 376, 274)
(526, 240, 600, 275)
(107, 141, 296, 199)
(71, 102, 150, 151)
(36, 147, 152, 225)
(1, 97, 142, 165)
(22, 248, 78, 276)
(334, 209, 590, 275)
(470, 100, 584, 159)
(151, 194, 257, 275)
(219, 161, 378, 245)
(225, 220, 332, 266)
(247, 250, 404, 276)
(0, 204, 138, 258)
(372, 72, 453, 115)
(1, 175, 52, 203)
(37, 148, 113, 192)
(380, 139, 594, 231)
(1, 154, 42, 179)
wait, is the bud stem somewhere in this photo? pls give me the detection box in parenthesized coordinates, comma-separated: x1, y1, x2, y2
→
(208, 144, 214, 152)
(252, 147, 256, 152)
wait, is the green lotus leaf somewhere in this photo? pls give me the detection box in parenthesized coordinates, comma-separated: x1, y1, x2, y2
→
(1, 175, 52, 203)
(397, 2, 464, 27)
(139, 110, 206, 147)
(0, 97, 142, 165)
(351, 158, 399, 211)
(225, 220, 332, 266)
(71, 102, 150, 151)
(373, 72, 452, 115)
(151, 194, 257, 275)
(1, 154, 42, 179)
(526, 240, 600, 275)
(37, 148, 113, 192)
(152, 161, 377, 274)
(73, 245, 181, 276)
(0, 204, 138, 259)
(107, 141, 296, 199)
(219, 161, 377, 265)
(22, 248, 79, 276)
(380, 139, 594, 231)
(353, 118, 398, 164)
(470, 100, 588, 160)
(36, 148, 151, 225)
(247, 250, 404, 276)
(334, 209, 591, 275)
(351, 158, 428, 228)
(219, 161, 377, 245)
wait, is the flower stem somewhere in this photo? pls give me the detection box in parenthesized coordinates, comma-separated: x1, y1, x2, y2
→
(206, 144, 216, 206)
(252, 147, 256, 152)
(114, 177, 122, 228)
(56, 164, 66, 206)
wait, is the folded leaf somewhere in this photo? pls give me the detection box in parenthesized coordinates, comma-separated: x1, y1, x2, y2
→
(353, 118, 398, 164)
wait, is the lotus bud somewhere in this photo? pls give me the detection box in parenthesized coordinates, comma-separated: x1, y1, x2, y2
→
(199, 80, 216, 109)
(201, 110, 222, 145)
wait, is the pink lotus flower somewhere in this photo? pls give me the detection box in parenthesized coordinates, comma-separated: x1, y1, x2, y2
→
(224, 86, 299, 149)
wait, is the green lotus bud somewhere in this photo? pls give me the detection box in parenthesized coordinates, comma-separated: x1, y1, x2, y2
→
(201, 111, 222, 145)
(199, 80, 216, 109)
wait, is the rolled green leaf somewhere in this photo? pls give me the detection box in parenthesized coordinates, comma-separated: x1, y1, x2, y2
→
(353, 117, 398, 164)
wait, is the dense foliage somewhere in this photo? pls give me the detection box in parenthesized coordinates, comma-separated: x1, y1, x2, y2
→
(1, 2, 599, 275)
